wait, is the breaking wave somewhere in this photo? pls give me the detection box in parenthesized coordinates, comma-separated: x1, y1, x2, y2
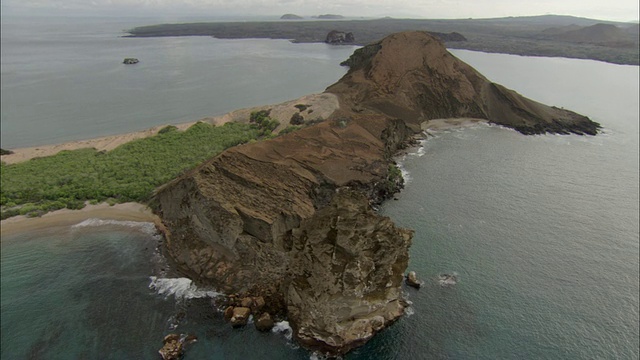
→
(272, 320, 293, 341)
(72, 218, 158, 236)
(149, 276, 221, 300)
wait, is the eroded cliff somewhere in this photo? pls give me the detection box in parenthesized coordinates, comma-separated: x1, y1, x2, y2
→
(154, 115, 414, 354)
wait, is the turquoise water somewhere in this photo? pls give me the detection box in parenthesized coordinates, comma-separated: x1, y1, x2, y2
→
(1, 17, 639, 360)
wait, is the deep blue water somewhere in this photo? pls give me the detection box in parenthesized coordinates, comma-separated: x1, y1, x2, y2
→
(1, 17, 638, 360)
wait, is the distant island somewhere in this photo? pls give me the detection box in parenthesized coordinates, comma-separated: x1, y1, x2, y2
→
(280, 14, 303, 20)
(126, 15, 640, 65)
(313, 14, 345, 19)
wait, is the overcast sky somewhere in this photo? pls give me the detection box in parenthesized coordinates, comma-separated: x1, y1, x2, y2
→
(1, 0, 638, 22)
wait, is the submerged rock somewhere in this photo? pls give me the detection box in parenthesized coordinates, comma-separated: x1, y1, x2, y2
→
(159, 334, 183, 360)
(439, 273, 458, 286)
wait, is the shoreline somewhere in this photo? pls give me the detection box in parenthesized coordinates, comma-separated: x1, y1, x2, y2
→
(0, 202, 160, 239)
(0, 93, 339, 165)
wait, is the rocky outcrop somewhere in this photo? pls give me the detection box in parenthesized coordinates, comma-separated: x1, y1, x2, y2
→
(326, 30, 355, 44)
(405, 271, 422, 288)
(123, 58, 139, 64)
(153, 114, 413, 355)
(158, 333, 197, 360)
(286, 189, 412, 354)
(327, 31, 600, 135)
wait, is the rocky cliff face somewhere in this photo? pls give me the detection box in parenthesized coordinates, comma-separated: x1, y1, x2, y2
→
(154, 115, 414, 355)
(328, 31, 600, 135)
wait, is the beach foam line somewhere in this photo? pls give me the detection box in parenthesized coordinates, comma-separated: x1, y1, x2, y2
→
(72, 218, 158, 235)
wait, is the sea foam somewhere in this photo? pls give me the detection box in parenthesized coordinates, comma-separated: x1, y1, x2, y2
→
(149, 276, 221, 300)
(72, 218, 158, 236)
(272, 320, 293, 341)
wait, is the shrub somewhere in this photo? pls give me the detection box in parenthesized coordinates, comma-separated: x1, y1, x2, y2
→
(294, 104, 309, 112)
(290, 112, 304, 125)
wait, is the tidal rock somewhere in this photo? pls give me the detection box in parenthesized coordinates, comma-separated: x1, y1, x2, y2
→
(439, 273, 458, 286)
(240, 297, 253, 308)
(159, 334, 183, 360)
(223, 306, 234, 321)
(230, 307, 251, 327)
(123, 57, 139, 64)
(255, 312, 275, 331)
(405, 271, 421, 288)
(325, 30, 355, 44)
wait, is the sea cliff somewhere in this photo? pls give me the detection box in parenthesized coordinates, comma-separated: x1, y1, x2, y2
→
(152, 31, 600, 355)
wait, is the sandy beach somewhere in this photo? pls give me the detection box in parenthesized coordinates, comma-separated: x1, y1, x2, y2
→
(0, 93, 339, 165)
(0, 202, 160, 238)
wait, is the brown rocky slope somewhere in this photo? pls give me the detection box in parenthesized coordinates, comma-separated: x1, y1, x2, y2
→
(328, 31, 600, 135)
(152, 31, 599, 356)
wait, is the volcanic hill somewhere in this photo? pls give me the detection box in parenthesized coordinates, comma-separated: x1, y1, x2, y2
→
(327, 31, 600, 135)
(152, 31, 600, 356)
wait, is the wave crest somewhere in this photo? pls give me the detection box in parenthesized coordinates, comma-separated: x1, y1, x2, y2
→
(72, 218, 158, 236)
(149, 276, 221, 300)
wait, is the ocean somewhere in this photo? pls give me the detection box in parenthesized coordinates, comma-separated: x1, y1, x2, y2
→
(1, 16, 639, 360)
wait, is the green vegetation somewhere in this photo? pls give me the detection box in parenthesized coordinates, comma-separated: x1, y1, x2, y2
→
(294, 104, 310, 112)
(382, 164, 404, 196)
(250, 109, 280, 136)
(290, 112, 305, 125)
(0, 148, 14, 155)
(279, 126, 302, 135)
(0, 122, 261, 219)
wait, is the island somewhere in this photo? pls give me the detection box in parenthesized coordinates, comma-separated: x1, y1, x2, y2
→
(1, 30, 602, 358)
(151, 31, 599, 356)
(280, 14, 304, 20)
(126, 15, 640, 65)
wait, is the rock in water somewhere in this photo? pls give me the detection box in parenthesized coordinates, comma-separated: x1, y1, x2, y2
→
(159, 334, 183, 360)
(123, 57, 139, 64)
(328, 31, 600, 135)
(255, 312, 275, 331)
(326, 30, 355, 44)
(230, 307, 251, 327)
(406, 271, 421, 288)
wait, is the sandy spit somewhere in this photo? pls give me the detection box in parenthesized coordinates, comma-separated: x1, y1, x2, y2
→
(0, 93, 339, 165)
